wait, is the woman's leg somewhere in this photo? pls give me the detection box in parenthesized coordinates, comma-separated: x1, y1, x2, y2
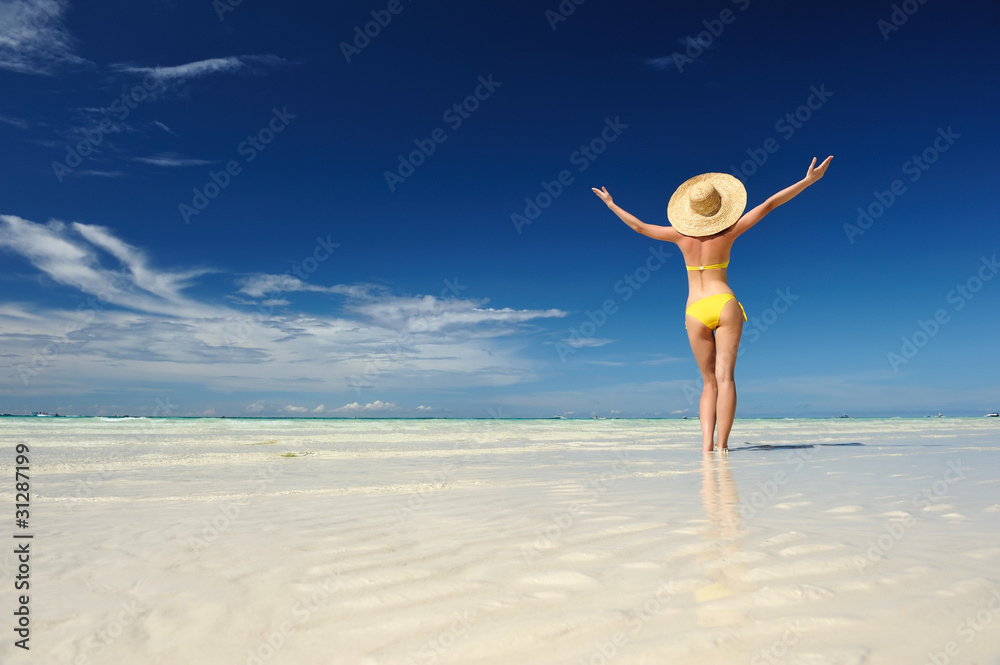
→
(712, 300, 745, 451)
(686, 317, 718, 452)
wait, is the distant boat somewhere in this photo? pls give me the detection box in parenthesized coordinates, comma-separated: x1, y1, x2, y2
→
(32, 411, 58, 417)
(936, 413, 944, 418)
(987, 412, 999, 418)
(838, 413, 850, 418)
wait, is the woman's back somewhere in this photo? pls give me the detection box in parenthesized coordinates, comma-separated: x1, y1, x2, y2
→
(676, 229, 737, 302)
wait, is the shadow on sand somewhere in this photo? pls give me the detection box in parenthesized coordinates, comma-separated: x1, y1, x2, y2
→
(732, 442, 865, 452)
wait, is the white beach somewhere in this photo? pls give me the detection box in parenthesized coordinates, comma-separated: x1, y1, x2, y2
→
(1, 417, 999, 665)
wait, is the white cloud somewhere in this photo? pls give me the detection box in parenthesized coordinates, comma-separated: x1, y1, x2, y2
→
(336, 400, 396, 413)
(312, 404, 325, 413)
(0, 112, 28, 129)
(352, 294, 566, 334)
(0, 0, 90, 75)
(640, 354, 685, 365)
(0, 214, 570, 398)
(642, 37, 716, 72)
(135, 153, 216, 168)
(151, 120, 175, 135)
(237, 274, 373, 299)
(561, 336, 614, 348)
(76, 170, 128, 179)
(0, 216, 216, 319)
(282, 405, 308, 414)
(111, 55, 286, 82)
(643, 56, 678, 72)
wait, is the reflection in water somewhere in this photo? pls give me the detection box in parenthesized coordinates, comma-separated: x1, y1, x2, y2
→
(695, 454, 756, 626)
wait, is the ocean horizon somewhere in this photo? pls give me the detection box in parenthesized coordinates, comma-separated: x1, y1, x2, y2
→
(4, 414, 997, 420)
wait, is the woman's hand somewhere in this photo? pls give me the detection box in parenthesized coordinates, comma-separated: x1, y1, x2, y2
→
(591, 186, 614, 207)
(805, 155, 833, 183)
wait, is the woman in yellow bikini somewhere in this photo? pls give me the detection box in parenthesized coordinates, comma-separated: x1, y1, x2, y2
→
(592, 156, 833, 453)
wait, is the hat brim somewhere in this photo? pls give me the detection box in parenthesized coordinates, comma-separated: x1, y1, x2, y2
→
(666, 173, 747, 237)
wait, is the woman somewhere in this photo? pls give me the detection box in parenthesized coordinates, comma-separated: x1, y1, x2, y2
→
(593, 156, 833, 452)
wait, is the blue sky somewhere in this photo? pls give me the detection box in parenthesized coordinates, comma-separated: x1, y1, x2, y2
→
(1, 0, 998, 418)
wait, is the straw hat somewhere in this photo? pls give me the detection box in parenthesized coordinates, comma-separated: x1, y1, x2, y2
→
(666, 173, 747, 237)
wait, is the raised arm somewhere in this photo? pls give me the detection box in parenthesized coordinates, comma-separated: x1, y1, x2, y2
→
(592, 186, 682, 243)
(730, 155, 833, 237)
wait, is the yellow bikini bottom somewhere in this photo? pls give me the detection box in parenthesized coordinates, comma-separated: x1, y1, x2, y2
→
(685, 293, 747, 331)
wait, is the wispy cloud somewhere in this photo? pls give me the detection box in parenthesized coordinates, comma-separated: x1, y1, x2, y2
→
(560, 337, 614, 348)
(0, 0, 90, 75)
(111, 55, 286, 82)
(641, 37, 716, 72)
(0, 214, 569, 399)
(0, 215, 216, 318)
(76, 170, 129, 179)
(151, 120, 175, 135)
(350, 294, 566, 334)
(237, 274, 378, 299)
(134, 153, 216, 168)
(0, 112, 28, 129)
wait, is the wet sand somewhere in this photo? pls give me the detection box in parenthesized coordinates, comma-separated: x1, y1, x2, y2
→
(1, 417, 998, 664)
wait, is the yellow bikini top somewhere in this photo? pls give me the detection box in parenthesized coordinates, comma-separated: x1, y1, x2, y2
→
(686, 259, 729, 271)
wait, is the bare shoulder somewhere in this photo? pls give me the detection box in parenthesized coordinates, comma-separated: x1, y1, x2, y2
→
(729, 201, 773, 238)
(640, 223, 684, 243)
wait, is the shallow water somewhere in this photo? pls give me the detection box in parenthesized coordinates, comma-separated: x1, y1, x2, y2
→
(1, 418, 998, 664)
